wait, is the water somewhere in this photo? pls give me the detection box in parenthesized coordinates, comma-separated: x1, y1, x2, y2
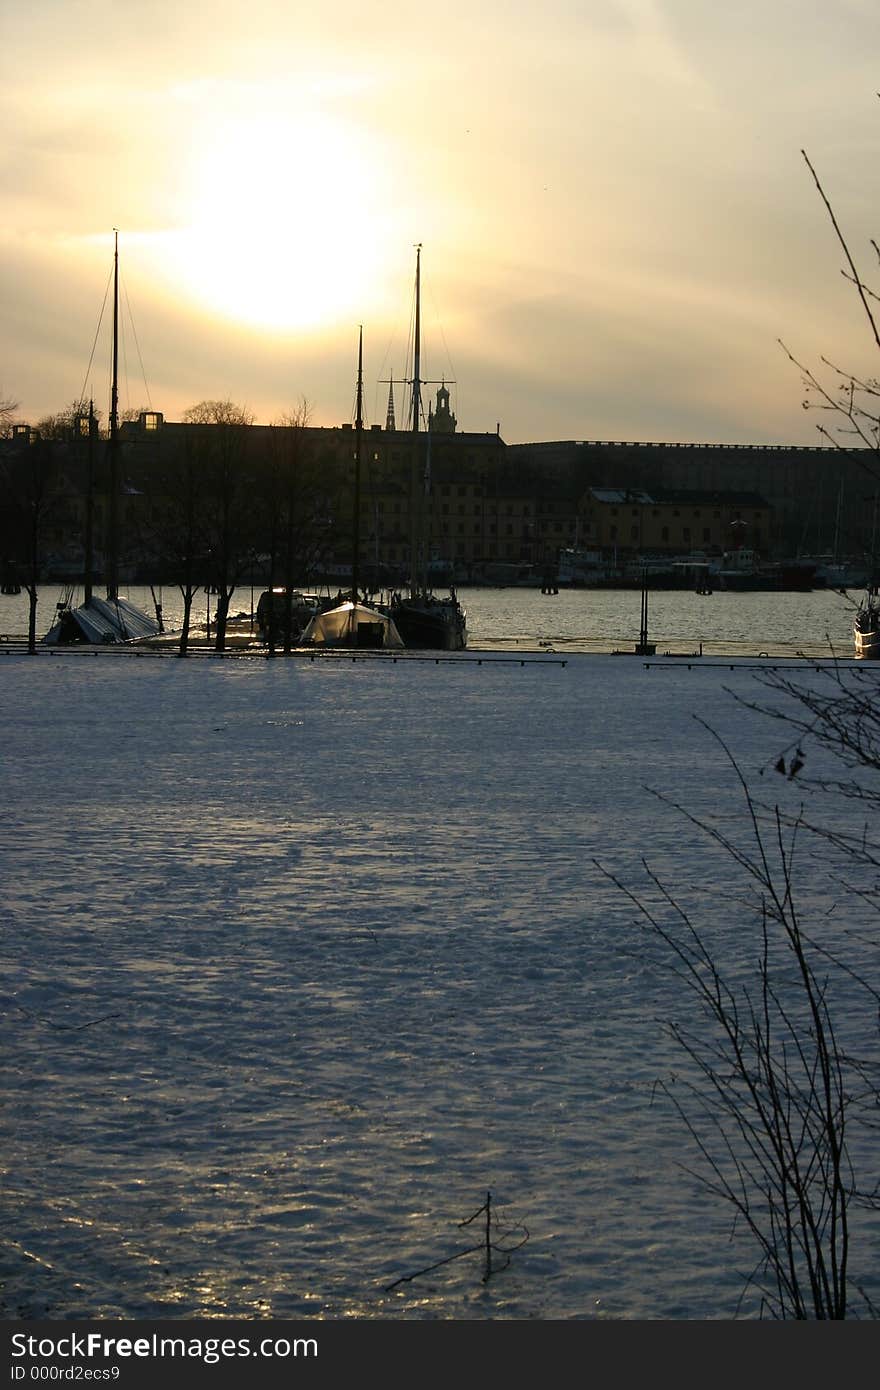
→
(0, 581, 861, 658)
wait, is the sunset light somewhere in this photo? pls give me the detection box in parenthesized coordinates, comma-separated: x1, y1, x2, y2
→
(160, 106, 391, 333)
(3, 4, 880, 440)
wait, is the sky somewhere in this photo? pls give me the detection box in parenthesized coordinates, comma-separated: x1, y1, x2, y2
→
(2, 0, 879, 445)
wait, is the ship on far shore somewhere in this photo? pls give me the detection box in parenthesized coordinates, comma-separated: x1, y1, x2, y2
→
(552, 545, 828, 593)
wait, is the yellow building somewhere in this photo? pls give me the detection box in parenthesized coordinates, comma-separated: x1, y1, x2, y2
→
(578, 487, 771, 558)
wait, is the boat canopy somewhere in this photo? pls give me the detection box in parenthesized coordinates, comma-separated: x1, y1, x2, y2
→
(43, 595, 162, 645)
(300, 600, 404, 648)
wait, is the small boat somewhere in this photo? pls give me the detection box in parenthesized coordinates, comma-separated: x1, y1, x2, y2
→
(854, 584, 880, 659)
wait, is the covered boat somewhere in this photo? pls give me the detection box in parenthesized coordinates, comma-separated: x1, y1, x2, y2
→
(44, 594, 161, 645)
(300, 599, 403, 648)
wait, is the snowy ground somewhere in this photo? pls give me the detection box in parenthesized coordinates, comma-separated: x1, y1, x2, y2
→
(2, 650, 878, 1319)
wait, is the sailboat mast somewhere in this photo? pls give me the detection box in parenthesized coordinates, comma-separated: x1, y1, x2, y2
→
(409, 243, 423, 598)
(352, 326, 363, 605)
(84, 399, 95, 605)
(106, 229, 120, 602)
(412, 245, 421, 434)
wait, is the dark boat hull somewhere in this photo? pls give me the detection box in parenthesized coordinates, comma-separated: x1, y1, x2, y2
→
(390, 597, 467, 650)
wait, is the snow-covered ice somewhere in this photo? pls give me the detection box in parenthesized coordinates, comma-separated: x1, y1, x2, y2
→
(1, 644, 877, 1319)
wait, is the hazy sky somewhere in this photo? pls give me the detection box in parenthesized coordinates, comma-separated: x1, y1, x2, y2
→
(2, 0, 879, 444)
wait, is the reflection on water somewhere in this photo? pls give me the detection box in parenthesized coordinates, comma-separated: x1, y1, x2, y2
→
(0, 582, 860, 657)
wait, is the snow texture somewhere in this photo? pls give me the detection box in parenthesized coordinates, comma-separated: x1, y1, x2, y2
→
(1, 589, 878, 1319)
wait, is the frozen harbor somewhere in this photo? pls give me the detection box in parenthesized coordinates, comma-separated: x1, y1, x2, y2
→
(0, 581, 863, 658)
(2, 646, 878, 1319)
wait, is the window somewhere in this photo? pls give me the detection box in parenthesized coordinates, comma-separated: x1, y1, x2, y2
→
(661, 525, 669, 542)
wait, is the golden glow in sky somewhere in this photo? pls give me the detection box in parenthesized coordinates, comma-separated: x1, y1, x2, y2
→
(2, 2, 880, 444)
(159, 105, 389, 332)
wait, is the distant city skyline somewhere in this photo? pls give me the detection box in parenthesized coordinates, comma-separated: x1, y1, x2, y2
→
(2, 1, 879, 445)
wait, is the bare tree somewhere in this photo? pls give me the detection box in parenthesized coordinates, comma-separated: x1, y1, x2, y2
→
(182, 400, 257, 652)
(780, 149, 880, 496)
(602, 129, 880, 1317)
(0, 391, 19, 437)
(0, 435, 65, 651)
(261, 401, 321, 654)
(131, 429, 210, 657)
(599, 706, 879, 1319)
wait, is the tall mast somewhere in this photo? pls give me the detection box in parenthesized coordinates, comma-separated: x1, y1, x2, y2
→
(352, 325, 363, 605)
(409, 243, 422, 598)
(84, 399, 95, 604)
(106, 228, 120, 601)
(412, 244, 421, 435)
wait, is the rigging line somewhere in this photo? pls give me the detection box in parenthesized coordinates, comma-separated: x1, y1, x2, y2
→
(78, 264, 113, 410)
(122, 277, 153, 411)
(425, 273, 456, 385)
(375, 273, 416, 422)
(120, 295, 130, 417)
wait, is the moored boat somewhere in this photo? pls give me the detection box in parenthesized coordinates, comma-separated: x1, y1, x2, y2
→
(301, 328, 404, 650)
(43, 233, 162, 646)
(300, 598, 403, 648)
(388, 245, 467, 651)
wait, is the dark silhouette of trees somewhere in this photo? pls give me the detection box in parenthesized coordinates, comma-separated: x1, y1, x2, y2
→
(181, 400, 257, 652)
(261, 400, 326, 654)
(132, 428, 209, 656)
(0, 391, 19, 436)
(0, 434, 65, 651)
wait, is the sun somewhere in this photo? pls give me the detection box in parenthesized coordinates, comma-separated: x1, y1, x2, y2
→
(159, 109, 390, 333)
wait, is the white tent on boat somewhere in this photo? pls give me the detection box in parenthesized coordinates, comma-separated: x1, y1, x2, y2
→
(300, 600, 404, 648)
(43, 595, 162, 645)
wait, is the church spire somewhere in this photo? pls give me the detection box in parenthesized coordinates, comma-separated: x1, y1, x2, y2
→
(385, 376, 396, 432)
